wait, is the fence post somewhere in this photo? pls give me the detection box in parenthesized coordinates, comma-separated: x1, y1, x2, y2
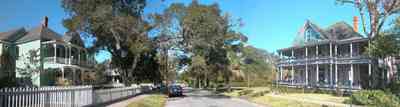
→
(7, 88, 11, 107)
(45, 87, 49, 107)
(13, 88, 16, 107)
(72, 87, 75, 107)
(0, 88, 3, 107)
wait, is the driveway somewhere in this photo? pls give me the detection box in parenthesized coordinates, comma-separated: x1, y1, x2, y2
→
(165, 87, 265, 107)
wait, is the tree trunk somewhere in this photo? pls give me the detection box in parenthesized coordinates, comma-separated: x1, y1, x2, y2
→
(206, 78, 210, 88)
(225, 76, 231, 92)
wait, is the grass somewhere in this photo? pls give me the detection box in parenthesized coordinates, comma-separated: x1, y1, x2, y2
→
(223, 87, 350, 107)
(222, 89, 242, 97)
(251, 94, 320, 107)
(222, 87, 270, 97)
(284, 93, 348, 104)
(126, 94, 167, 107)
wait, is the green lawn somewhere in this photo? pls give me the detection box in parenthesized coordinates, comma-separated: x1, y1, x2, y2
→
(223, 87, 350, 107)
(251, 94, 320, 107)
(284, 93, 348, 104)
(222, 87, 270, 97)
(126, 94, 167, 107)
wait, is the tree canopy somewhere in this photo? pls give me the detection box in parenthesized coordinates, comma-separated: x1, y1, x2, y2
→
(62, 0, 159, 85)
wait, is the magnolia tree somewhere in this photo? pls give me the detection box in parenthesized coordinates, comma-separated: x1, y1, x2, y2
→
(17, 49, 40, 86)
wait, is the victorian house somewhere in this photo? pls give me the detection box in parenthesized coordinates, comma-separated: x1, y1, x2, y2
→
(276, 17, 399, 90)
(0, 17, 96, 87)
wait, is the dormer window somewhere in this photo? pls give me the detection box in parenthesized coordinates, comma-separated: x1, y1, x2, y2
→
(304, 27, 321, 42)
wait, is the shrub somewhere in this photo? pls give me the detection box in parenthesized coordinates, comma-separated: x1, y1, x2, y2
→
(335, 87, 343, 97)
(0, 76, 16, 88)
(250, 90, 270, 97)
(386, 80, 400, 97)
(239, 89, 253, 96)
(344, 90, 400, 107)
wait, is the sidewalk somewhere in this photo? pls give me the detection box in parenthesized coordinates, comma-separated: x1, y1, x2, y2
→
(106, 94, 149, 107)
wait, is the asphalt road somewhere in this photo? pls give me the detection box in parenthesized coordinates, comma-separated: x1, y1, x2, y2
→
(165, 87, 264, 107)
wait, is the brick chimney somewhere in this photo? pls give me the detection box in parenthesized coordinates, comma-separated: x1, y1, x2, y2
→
(353, 16, 358, 32)
(42, 16, 48, 28)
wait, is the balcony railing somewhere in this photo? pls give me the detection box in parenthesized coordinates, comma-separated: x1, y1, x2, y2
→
(43, 57, 94, 67)
(278, 55, 370, 65)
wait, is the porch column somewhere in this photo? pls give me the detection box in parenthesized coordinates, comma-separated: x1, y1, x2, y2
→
(316, 64, 319, 85)
(305, 47, 308, 86)
(335, 44, 338, 86)
(72, 69, 76, 85)
(350, 43, 353, 58)
(86, 51, 89, 65)
(280, 67, 283, 81)
(279, 51, 283, 81)
(65, 45, 68, 63)
(316, 45, 319, 58)
(61, 67, 65, 80)
(292, 49, 294, 59)
(276, 68, 280, 82)
(68, 46, 71, 65)
(330, 43, 333, 86)
(78, 49, 81, 65)
(53, 44, 57, 63)
(291, 49, 295, 84)
(368, 63, 372, 86)
(292, 66, 294, 85)
(330, 64, 333, 86)
(330, 43, 332, 57)
(350, 64, 354, 88)
(350, 43, 354, 88)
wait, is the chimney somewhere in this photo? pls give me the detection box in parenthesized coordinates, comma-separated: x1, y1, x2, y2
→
(353, 16, 358, 32)
(42, 16, 48, 28)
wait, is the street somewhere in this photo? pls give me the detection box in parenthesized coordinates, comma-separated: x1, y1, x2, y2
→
(165, 88, 264, 107)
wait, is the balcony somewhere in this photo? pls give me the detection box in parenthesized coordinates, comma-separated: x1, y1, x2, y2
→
(278, 54, 370, 66)
(43, 57, 94, 68)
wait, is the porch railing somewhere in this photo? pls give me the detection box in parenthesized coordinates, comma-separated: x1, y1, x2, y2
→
(43, 57, 94, 67)
(0, 85, 153, 107)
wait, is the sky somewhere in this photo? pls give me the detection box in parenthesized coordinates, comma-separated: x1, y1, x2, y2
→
(0, 0, 360, 62)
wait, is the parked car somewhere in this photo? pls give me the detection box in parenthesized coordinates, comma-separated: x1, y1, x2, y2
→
(168, 85, 183, 97)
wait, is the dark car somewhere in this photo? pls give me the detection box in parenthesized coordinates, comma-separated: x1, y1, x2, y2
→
(168, 85, 183, 97)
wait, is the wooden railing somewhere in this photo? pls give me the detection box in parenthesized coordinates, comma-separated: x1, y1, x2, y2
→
(0, 85, 152, 107)
(43, 57, 94, 68)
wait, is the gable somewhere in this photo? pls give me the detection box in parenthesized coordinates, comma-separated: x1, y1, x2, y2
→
(292, 20, 364, 47)
(292, 20, 327, 46)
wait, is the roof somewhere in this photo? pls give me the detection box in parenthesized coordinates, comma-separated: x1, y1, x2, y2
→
(278, 20, 367, 52)
(16, 26, 63, 43)
(324, 21, 363, 40)
(291, 20, 364, 47)
(0, 28, 26, 42)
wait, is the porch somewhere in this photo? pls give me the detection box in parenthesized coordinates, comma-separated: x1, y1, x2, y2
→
(277, 63, 371, 90)
(41, 40, 95, 68)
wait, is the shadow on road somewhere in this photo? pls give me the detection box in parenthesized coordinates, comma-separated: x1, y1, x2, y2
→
(180, 88, 232, 99)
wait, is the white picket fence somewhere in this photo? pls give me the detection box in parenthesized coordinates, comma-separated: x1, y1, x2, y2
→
(0, 85, 151, 107)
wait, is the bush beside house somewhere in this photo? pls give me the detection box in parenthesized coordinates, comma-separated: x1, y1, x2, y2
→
(345, 90, 400, 107)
